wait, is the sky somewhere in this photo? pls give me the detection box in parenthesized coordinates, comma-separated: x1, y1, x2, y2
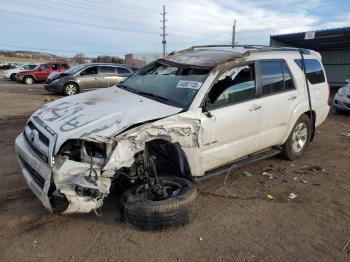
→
(0, 0, 349, 57)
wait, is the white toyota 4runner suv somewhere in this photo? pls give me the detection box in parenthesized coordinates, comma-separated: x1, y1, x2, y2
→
(15, 45, 329, 229)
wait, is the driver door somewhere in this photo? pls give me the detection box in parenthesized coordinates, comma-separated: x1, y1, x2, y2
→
(199, 63, 263, 172)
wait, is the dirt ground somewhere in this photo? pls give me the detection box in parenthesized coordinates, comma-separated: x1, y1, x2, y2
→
(0, 71, 349, 262)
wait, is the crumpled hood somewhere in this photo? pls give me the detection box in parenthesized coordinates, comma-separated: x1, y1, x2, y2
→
(33, 86, 183, 149)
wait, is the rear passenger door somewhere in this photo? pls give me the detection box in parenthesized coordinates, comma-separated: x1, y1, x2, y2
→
(256, 60, 300, 149)
(99, 66, 119, 88)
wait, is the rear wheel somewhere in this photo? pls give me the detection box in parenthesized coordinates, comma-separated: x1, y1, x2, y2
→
(63, 82, 79, 96)
(120, 176, 197, 230)
(23, 76, 34, 85)
(10, 73, 16, 81)
(282, 114, 312, 160)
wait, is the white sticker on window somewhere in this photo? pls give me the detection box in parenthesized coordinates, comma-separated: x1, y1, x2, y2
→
(176, 80, 203, 90)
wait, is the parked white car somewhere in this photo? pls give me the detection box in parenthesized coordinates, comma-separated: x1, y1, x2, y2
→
(15, 45, 329, 229)
(3, 63, 39, 80)
(333, 80, 350, 113)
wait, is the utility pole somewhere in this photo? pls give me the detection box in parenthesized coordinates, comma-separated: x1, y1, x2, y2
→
(232, 19, 236, 48)
(160, 5, 167, 57)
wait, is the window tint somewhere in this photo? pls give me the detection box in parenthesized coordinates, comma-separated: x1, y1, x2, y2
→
(28, 64, 37, 70)
(281, 61, 295, 90)
(117, 67, 131, 76)
(100, 66, 116, 74)
(260, 61, 284, 94)
(39, 64, 49, 71)
(62, 64, 70, 70)
(294, 59, 325, 84)
(82, 66, 98, 75)
(260, 60, 295, 95)
(209, 64, 256, 107)
(51, 64, 60, 71)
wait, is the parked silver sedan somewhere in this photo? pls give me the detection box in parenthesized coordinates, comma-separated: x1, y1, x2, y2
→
(44, 63, 134, 95)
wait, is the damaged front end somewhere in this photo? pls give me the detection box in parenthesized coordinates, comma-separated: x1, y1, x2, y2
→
(16, 114, 200, 214)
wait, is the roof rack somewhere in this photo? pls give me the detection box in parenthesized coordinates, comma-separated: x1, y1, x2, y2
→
(188, 44, 312, 55)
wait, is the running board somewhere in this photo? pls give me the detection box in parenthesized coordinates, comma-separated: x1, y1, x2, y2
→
(194, 147, 282, 182)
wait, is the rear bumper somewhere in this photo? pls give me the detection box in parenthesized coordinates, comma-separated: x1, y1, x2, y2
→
(15, 133, 53, 212)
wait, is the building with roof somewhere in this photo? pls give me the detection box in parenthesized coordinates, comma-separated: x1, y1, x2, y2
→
(270, 27, 350, 87)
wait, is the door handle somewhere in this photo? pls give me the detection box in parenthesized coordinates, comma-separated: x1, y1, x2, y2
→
(288, 95, 297, 101)
(249, 105, 261, 111)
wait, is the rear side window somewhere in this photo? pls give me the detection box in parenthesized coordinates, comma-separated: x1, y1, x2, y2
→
(100, 66, 116, 74)
(117, 67, 131, 76)
(294, 59, 325, 84)
(62, 64, 70, 70)
(260, 60, 295, 95)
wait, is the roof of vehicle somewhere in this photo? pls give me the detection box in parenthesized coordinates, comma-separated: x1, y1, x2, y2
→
(165, 45, 316, 68)
(77, 63, 132, 68)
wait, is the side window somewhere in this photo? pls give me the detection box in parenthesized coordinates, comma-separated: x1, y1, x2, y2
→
(117, 67, 131, 76)
(22, 65, 30, 70)
(282, 61, 295, 90)
(260, 61, 284, 95)
(51, 64, 60, 71)
(62, 64, 69, 70)
(294, 59, 325, 84)
(28, 64, 37, 70)
(81, 66, 98, 75)
(208, 64, 256, 107)
(39, 64, 49, 71)
(100, 66, 116, 74)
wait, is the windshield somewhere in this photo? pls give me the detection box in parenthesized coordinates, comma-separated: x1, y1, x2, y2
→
(64, 64, 86, 74)
(121, 61, 210, 108)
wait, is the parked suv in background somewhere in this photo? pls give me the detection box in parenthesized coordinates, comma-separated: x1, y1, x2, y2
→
(3, 63, 39, 80)
(15, 45, 329, 230)
(17, 62, 70, 84)
(44, 63, 134, 95)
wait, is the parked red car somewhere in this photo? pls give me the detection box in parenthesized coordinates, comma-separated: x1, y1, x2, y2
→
(17, 62, 70, 84)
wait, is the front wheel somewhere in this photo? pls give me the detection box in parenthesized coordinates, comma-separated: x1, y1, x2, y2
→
(63, 82, 79, 96)
(282, 114, 312, 160)
(120, 176, 197, 230)
(23, 76, 34, 85)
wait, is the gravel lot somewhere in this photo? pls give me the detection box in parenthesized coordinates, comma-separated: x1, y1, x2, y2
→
(0, 71, 349, 262)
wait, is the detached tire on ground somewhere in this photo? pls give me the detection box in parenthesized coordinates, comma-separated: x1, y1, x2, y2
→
(282, 114, 312, 160)
(120, 176, 197, 230)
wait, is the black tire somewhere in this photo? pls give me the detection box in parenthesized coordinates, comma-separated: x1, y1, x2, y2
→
(10, 73, 16, 81)
(63, 82, 79, 96)
(334, 107, 344, 114)
(23, 75, 34, 85)
(120, 176, 197, 230)
(282, 114, 312, 160)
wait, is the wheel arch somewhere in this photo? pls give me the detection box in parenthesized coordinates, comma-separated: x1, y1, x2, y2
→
(282, 109, 316, 144)
(145, 139, 193, 181)
(23, 74, 37, 82)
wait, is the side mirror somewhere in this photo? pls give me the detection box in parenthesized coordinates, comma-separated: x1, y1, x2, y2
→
(202, 97, 213, 118)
